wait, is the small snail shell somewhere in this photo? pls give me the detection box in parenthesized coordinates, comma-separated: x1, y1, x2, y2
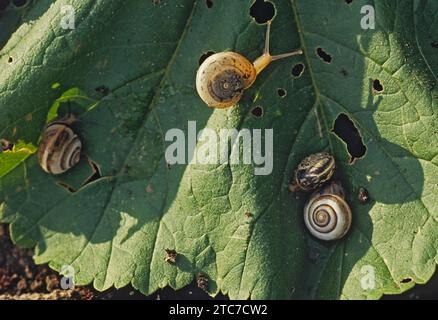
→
(304, 181, 352, 241)
(293, 152, 335, 191)
(37, 115, 82, 175)
(196, 52, 257, 109)
(196, 21, 302, 108)
(357, 187, 370, 204)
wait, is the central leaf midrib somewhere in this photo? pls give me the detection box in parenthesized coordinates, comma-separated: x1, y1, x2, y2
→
(42, 0, 199, 287)
(100, 0, 199, 290)
(290, 0, 383, 299)
(290, 0, 436, 298)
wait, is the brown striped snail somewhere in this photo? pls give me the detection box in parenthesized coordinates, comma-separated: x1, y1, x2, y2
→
(289, 152, 335, 192)
(304, 181, 352, 241)
(196, 20, 302, 108)
(37, 115, 82, 175)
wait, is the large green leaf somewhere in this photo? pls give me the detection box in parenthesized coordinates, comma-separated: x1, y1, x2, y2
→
(0, 0, 437, 299)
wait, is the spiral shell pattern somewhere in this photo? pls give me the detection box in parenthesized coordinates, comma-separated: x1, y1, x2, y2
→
(304, 193, 352, 241)
(38, 122, 82, 175)
(196, 52, 257, 108)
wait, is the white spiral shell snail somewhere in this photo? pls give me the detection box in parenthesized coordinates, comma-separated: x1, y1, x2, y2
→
(304, 181, 352, 241)
(196, 20, 302, 108)
(37, 115, 82, 175)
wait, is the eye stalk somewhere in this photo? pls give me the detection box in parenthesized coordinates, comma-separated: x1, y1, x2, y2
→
(196, 20, 303, 109)
(253, 20, 303, 75)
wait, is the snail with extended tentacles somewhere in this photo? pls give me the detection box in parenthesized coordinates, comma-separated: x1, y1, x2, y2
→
(37, 114, 82, 175)
(304, 181, 352, 241)
(196, 20, 302, 108)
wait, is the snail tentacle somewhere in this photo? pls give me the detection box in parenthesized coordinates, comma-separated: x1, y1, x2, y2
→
(196, 20, 302, 109)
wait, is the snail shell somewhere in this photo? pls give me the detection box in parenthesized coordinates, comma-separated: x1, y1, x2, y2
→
(304, 181, 352, 241)
(196, 21, 302, 109)
(196, 52, 257, 109)
(37, 116, 82, 175)
(294, 152, 335, 191)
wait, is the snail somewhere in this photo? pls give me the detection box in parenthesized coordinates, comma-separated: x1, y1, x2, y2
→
(304, 181, 352, 241)
(357, 187, 370, 204)
(196, 20, 302, 108)
(37, 114, 82, 175)
(289, 152, 335, 192)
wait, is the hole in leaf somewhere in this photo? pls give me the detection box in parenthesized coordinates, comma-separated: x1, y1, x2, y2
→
(196, 273, 209, 292)
(432, 41, 438, 48)
(206, 0, 213, 8)
(82, 160, 102, 186)
(332, 113, 366, 163)
(372, 79, 384, 93)
(292, 63, 305, 78)
(277, 88, 286, 98)
(12, 0, 26, 7)
(57, 181, 76, 193)
(95, 85, 110, 95)
(316, 47, 332, 63)
(339, 68, 348, 77)
(7, 56, 13, 63)
(250, 0, 275, 24)
(251, 106, 264, 118)
(198, 51, 215, 66)
(345, 0, 353, 4)
(400, 278, 412, 284)
(0, 0, 10, 11)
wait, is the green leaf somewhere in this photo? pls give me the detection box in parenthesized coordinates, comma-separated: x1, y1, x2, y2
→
(0, 0, 437, 299)
(0, 140, 36, 178)
(0, 0, 54, 50)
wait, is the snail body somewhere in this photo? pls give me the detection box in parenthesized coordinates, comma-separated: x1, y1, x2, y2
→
(196, 21, 302, 108)
(304, 181, 352, 241)
(292, 152, 335, 192)
(37, 115, 82, 175)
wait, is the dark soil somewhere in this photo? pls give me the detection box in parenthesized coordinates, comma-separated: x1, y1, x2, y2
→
(0, 223, 95, 300)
